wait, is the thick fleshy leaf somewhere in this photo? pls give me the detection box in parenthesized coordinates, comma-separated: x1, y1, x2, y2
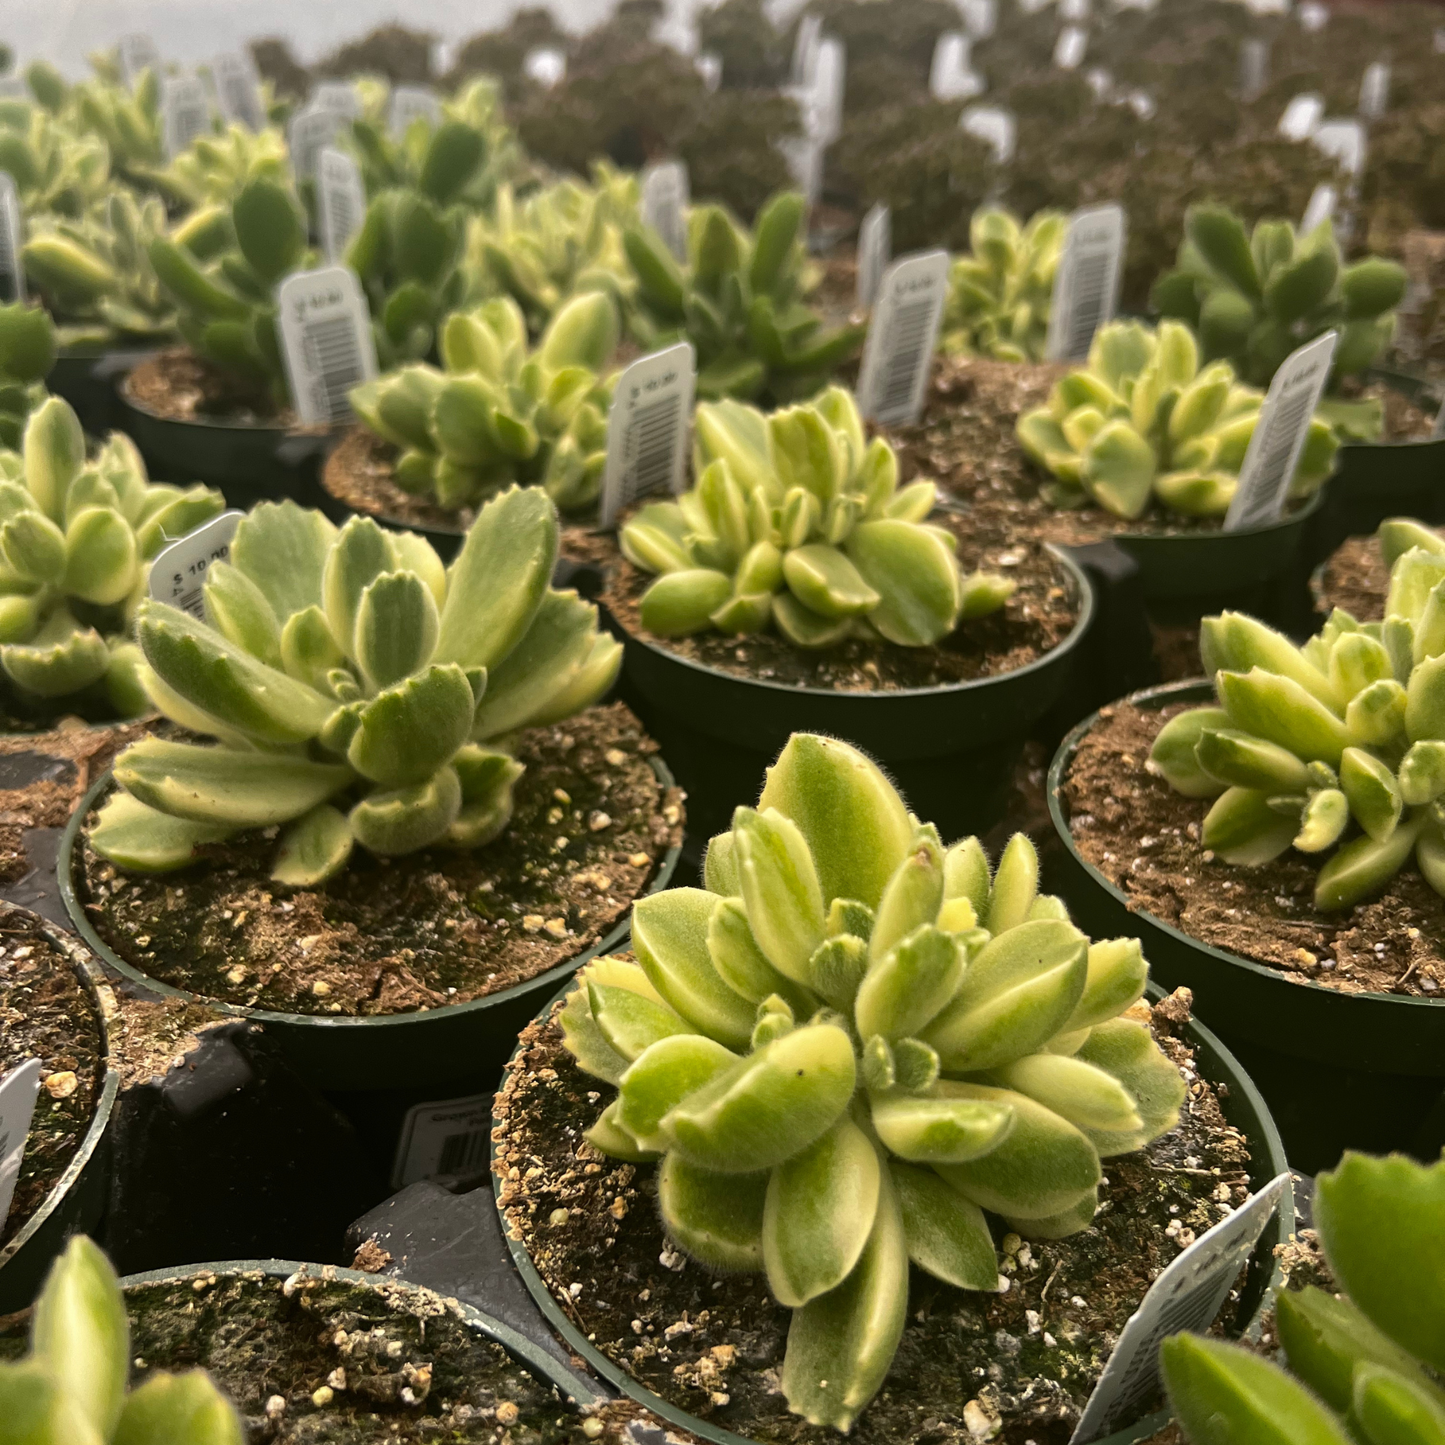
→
(992, 1052, 1141, 1133)
(322, 516, 395, 663)
(1201, 612, 1342, 709)
(855, 926, 963, 1042)
(270, 804, 354, 887)
(202, 562, 281, 668)
(2, 620, 110, 698)
(870, 1085, 1015, 1163)
(0, 1361, 104, 1445)
(943, 837, 992, 916)
(891, 1161, 999, 1291)
(869, 833, 945, 963)
(586, 1099, 658, 1161)
(1060, 938, 1148, 1033)
(23, 396, 85, 524)
(1075, 1019, 1186, 1153)
(560, 961, 667, 1082)
(470, 589, 598, 737)
(89, 792, 234, 872)
(1202, 787, 1297, 865)
(639, 570, 733, 637)
(846, 519, 961, 646)
(63, 508, 137, 606)
(732, 806, 826, 986)
(353, 570, 439, 692)
(1354, 1365, 1445, 1445)
(986, 833, 1040, 934)
(1340, 747, 1404, 843)
(1399, 742, 1445, 806)
(346, 664, 475, 787)
(1406, 653, 1445, 743)
(229, 500, 336, 622)
(617, 1034, 738, 1151)
(1314, 817, 1422, 912)
(1219, 669, 1349, 764)
(1295, 789, 1350, 853)
(783, 544, 880, 619)
(348, 766, 463, 855)
(707, 896, 816, 1015)
(1195, 728, 1312, 792)
(770, 404, 846, 504)
(658, 1154, 767, 1271)
(113, 1370, 246, 1445)
(1149, 707, 1233, 798)
(279, 607, 345, 693)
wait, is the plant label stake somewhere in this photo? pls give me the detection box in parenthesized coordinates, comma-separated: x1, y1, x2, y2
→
(389, 84, 443, 139)
(1278, 93, 1324, 142)
(277, 265, 379, 428)
(961, 0, 998, 40)
(696, 52, 723, 91)
(1061, 0, 1090, 20)
(857, 203, 891, 310)
(780, 129, 825, 207)
(0, 173, 25, 305)
(289, 103, 345, 184)
(392, 1092, 492, 1189)
(1299, 0, 1329, 30)
(1019, 0, 1052, 16)
(161, 74, 210, 161)
(1312, 119, 1366, 179)
(1069, 1171, 1292, 1445)
(523, 48, 567, 89)
(0, 1058, 42, 1230)
(1359, 61, 1390, 120)
(641, 160, 691, 264)
(1054, 26, 1088, 71)
(148, 509, 245, 619)
(1431, 392, 1445, 442)
(319, 147, 366, 264)
(1239, 39, 1268, 101)
(600, 342, 696, 528)
(792, 13, 823, 83)
(962, 104, 1018, 165)
(118, 33, 161, 88)
(1301, 183, 1337, 234)
(811, 37, 847, 144)
(930, 33, 985, 100)
(1436, 28, 1445, 53)
(858, 250, 949, 426)
(1225, 330, 1338, 532)
(312, 81, 362, 119)
(213, 52, 265, 132)
(1046, 203, 1126, 363)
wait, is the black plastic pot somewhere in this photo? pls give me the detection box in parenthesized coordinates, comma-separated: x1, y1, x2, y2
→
(1048, 680, 1445, 1173)
(490, 979, 1294, 1445)
(0, 911, 119, 1313)
(613, 545, 1094, 860)
(48, 347, 160, 436)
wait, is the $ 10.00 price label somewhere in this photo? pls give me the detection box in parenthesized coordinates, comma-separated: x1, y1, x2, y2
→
(600, 343, 696, 529)
(149, 510, 245, 619)
(277, 265, 379, 428)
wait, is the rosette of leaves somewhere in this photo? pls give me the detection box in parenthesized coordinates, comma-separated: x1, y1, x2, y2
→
(0, 105, 111, 220)
(0, 1235, 244, 1443)
(67, 63, 167, 191)
(159, 122, 291, 210)
(942, 208, 1067, 362)
(91, 487, 622, 881)
(349, 291, 618, 513)
(0, 302, 57, 447)
(1016, 319, 1338, 520)
(626, 192, 865, 402)
(620, 385, 1013, 647)
(1152, 204, 1408, 441)
(1164, 1151, 1445, 1445)
(1149, 539, 1445, 910)
(561, 732, 1186, 1431)
(0, 394, 224, 711)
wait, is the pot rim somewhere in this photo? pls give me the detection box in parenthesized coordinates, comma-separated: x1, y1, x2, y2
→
(1107, 484, 1328, 544)
(1047, 677, 1445, 1016)
(57, 753, 682, 1037)
(1339, 368, 1445, 453)
(114, 357, 315, 437)
(489, 975, 1294, 1445)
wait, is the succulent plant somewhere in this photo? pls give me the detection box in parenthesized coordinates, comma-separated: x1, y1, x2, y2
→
(1149, 538, 1445, 911)
(942, 208, 1067, 362)
(66, 66, 167, 192)
(349, 291, 618, 513)
(561, 732, 1186, 1431)
(622, 385, 1014, 648)
(1016, 319, 1338, 520)
(92, 487, 622, 881)
(0, 105, 111, 220)
(0, 302, 57, 448)
(1152, 205, 1408, 441)
(625, 191, 865, 403)
(158, 121, 291, 210)
(0, 1235, 243, 1443)
(1164, 1151, 1445, 1445)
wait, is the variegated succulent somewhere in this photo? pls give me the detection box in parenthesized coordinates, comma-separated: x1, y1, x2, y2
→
(92, 487, 622, 881)
(620, 386, 1013, 647)
(0, 301, 57, 448)
(561, 733, 1186, 1432)
(942, 208, 1066, 363)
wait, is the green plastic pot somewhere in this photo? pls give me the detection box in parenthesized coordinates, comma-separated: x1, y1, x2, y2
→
(490, 978, 1294, 1445)
(58, 758, 681, 1094)
(48, 347, 160, 436)
(1047, 680, 1445, 1172)
(0, 909, 119, 1313)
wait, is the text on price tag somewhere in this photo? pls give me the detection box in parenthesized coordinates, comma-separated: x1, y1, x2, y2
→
(277, 265, 378, 428)
(149, 510, 245, 619)
(213, 52, 265, 131)
(162, 74, 210, 161)
(393, 1092, 492, 1189)
(641, 160, 691, 265)
(119, 33, 160, 87)
(0, 174, 25, 305)
(319, 147, 367, 264)
(0, 1059, 43, 1230)
(390, 84, 443, 138)
(600, 343, 696, 529)
(289, 104, 346, 183)
(1047, 203, 1126, 364)
(856, 203, 891, 310)
(312, 81, 362, 118)
(857, 250, 949, 427)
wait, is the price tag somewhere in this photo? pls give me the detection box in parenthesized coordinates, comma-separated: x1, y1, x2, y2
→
(1226, 331, 1338, 532)
(1359, 61, 1390, 120)
(213, 52, 265, 131)
(0, 173, 26, 306)
(1061, 0, 1091, 20)
(523, 48, 567, 89)
(1239, 39, 1268, 101)
(930, 33, 985, 101)
(1298, 0, 1329, 30)
(1278, 92, 1324, 142)
(319, 147, 366, 264)
(600, 343, 696, 529)
(857, 250, 949, 426)
(1054, 26, 1089, 70)
(1085, 67, 1113, 100)
(119, 33, 160, 88)
(389, 84, 442, 138)
(1069, 1172, 1291, 1445)
(0, 1059, 42, 1230)
(288, 103, 345, 183)
(641, 160, 690, 265)
(961, 0, 997, 39)
(161, 74, 210, 160)
(148, 510, 244, 617)
(1435, 28, 1445, 53)
(857, 202, 891, 310)
(779, 131, 825, 207)
(312, 81, 362, 118)
(1126, 90, 1156, 120)
(811, 37, 846, 144)
(961, 104, 1017, 164)
(792, 13, 823, 83)
(696, 52, 723, 91)
(1301, 182, 1337, 234)
(1312, 119, 1366, 178)
(276, 265, 378, 428)
(1046, 203, 1126, 363)
(393, 1092, 492, 1188)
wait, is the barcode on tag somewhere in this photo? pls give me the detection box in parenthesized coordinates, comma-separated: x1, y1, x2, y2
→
(162, 74, 210, 160)
(1359, 61, 1389, 120)
(523, 48, 567, 88)
(148, 510, 244, 618)
(392, 1093, 493, 1189)
(1226, 331, 1338, 532)
(312, 81, 362, 118)
(1279, 93, 1324, 141)
(1301, 183, 1337, 234)
(1239, 39, 1268, 100)
(319, 147, 366, 264)
(961, 104, 1017, 165)
(0, 174, 25, 305)
(858, 250, 949, 426)
(277, 265, 378, 427)
(601, 342, 696, 528)
(1054, 26, 1088, 70)
(389, 84, 443, 138)
(214, 52, 266, 131)
(0, 1058, 42, 1229)
(930, 33, 983, 101)
(1312, 119, 1366, 178)
(1046, 203, 1126, 363)
(1070, 1172, 1290, 1445)
(857, 203, 891, 310)
(792, 13, 823, 83)
(961, 0, 997, 39)
(119, 33, 160, 88)
(641, 160, 691, 265)
(289, 104, 345, 183)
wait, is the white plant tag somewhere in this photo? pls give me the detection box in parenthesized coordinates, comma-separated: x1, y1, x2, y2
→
(792, 13, 823, 83)
(779, 130, 825, 206)
(1359, 61, 1390, 120)
(1061, 0, 1091, 21)
(961, 104, 1017, 164)
(312, 81, 362, 118)
(1301, 182, 1337, 234)
(811, 37, 847, 143)
(0, 1059, 42, 1230)
(930, 33, 985, 100)
(1432, 394, 1445, 441)
(523, 47, 567, 89)
(318, 147, 366, 264)
(1046, 203, 1126, 363)
(961, 0, 998, 38)
(1298, 0, 1329, 30)
(1312, 118, 1366, 177)
(148, 509, 245, 617)
(1085, 67, 1113, 100)
(1278, 92, 1324, 142)
(119, 33, 161, 88)
(857, 203, 891, 310)
(857, 250, 949, 426)
(1246, 0, 1287, 12)
(161, 74, 210, 161)
(600, 343, 696, 529)
(641, 160, 691, 264)
(0, 173, 26, 306)
(1069, 1172, 1291, 1445)
(696, 52, 723, 91)
(392, 1092, 492, 1189)
(1019, 0, 1052, 14)
(1436, 27, 1445, 53)
(1126, 90, 1156, 120)
(389, 84, 442, 139)
(1055, 26, 1089, 70)
(213, 52, 265, 131)
(1239, 39, 1268, 101)
(1226, 330, 1338, 532)
(276, 265, 378, 428)
(288, 104, 345, 183)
